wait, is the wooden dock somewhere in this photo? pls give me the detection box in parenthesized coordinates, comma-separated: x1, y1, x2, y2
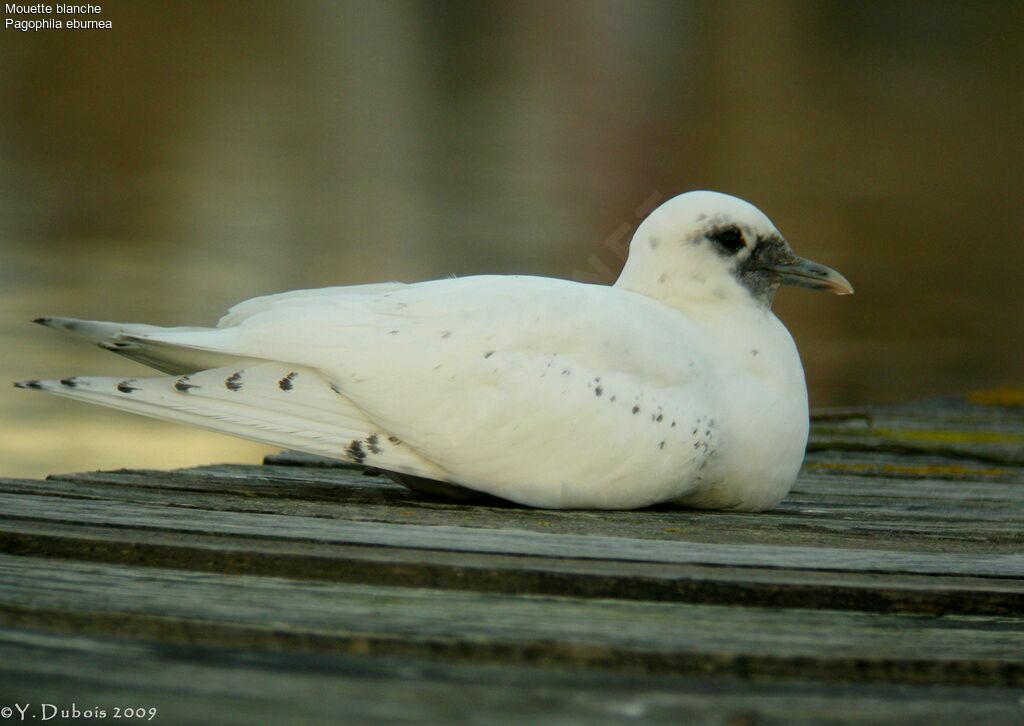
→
(1, 394, 1022, 723)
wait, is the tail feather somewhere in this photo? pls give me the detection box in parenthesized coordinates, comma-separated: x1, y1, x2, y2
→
(14, 362, 445, 479)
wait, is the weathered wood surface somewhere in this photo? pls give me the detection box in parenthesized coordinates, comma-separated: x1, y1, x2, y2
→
(1, 394, 1022, 723)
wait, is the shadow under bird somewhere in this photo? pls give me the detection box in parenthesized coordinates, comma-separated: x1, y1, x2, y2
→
(16, 191, 852, 511)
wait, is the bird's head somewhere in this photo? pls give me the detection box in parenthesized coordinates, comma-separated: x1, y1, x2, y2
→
(615, 191, 853, 309)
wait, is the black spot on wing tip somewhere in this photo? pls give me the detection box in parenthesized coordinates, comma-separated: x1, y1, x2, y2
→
(365, 433, 383, 455)
(278, 372, 298, 391)
(117, 380, 139, 394)
(32, 317, 51, 326)
(14, 380, 44, 390)
(59, 377, 79, 388)
(225, 371, 244, 391)
(346, 439, 367, 464)
(174, 376, 198, 393)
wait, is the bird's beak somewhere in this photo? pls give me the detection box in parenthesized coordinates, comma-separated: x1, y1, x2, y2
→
(765, 257, 854, 295)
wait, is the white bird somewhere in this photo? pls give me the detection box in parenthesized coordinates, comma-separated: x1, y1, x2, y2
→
(16, 191, 852, 511)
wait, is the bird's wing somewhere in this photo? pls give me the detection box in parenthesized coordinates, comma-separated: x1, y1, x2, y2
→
(127, 275, 715, 507)
(217, 282, 408, 327)
(33, 317, 255, 375)
(21, 362, 447, 480)
(33, 282, 411, 375)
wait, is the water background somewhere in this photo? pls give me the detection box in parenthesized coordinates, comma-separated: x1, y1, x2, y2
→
(2, 1, 1021, 478)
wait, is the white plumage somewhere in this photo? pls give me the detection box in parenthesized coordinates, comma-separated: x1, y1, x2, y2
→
(17, 191, 852, 511)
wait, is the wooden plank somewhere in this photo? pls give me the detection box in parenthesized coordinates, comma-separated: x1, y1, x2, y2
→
(34, 469, 1024, 538)
(1, 518, 1021, 617)
(2, 628, 1020, 725)
(23, 466, 1024, 553)
(802, 450, 1024, 484)
(808, 399, 1024, 465)
(0, 554, 1022, 687)
(2, 487, 1023, 578)
(51, 462, 1024, 514)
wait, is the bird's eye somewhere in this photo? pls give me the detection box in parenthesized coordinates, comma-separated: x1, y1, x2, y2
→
(707, 226, 746, 255)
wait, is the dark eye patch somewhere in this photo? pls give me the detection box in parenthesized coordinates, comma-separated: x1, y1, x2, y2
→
(707, 226, 746, 255)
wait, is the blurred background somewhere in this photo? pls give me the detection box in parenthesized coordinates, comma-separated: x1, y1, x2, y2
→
(1, 0, 1021, 479)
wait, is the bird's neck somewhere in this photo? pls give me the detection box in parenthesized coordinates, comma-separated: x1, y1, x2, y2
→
(613, 250, 758, 313)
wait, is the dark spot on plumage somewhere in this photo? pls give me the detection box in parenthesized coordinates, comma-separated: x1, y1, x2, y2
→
(658, 272, 667, 284)
(595, 386, 603, 397)
(562, 369, 571, 376)
(279, 372, 297, 391)
(610, 395, 616, 402)
(751, 349, 760, 357)
(648, 236, 661, 250)
(389, 330, 399, 335)
(33, 317, 51, 326)
(659, 441, 665, 450)
(396, 302, 408, 309)
(484, 351, 494, 359)
(656, 414, 664, 422)
(388, 435, 401, 445)
(346, 439, 366, 464)
(671, 421, 676, 428)
(632, 405, 640, 415)
(693, 441, 700, 449)
(16, 380, 44, 390)
(100, 341, 132, 350)
(330, 382, 342, 395)
(706, 429, 711, 436)
(225, 371, 243, 391)
(692, 428, 698, 435)
(174, 376, 198, 392)
(434, 364, 442, 370)
(60, 377, 78, 388)
(365, 434, 383, 455)
(117, 380, 138, 393)
(441, 331, 451, 339)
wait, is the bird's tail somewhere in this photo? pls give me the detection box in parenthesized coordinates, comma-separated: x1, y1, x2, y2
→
(14, 362, 442, 478)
